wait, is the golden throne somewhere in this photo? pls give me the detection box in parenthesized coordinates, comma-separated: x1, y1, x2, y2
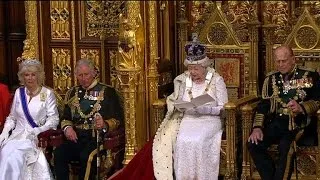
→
(241, 6, 320, 180)
(152, 3, 260, 179)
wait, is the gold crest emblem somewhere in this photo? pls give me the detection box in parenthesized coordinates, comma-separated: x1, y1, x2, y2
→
(40, 92, 47, 101)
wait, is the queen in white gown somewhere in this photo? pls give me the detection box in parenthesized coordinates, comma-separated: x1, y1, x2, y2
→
(152, 34, 228, 180)
(0, 59, 59, 180)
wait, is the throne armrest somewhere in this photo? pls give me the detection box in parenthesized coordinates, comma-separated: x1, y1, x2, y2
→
(103, 128, 125, 150)
(37, 129, 64, 148)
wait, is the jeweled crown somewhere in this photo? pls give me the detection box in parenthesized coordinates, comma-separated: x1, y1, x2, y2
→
(184, 33, 207, 62)
(17, 57, 41, 67)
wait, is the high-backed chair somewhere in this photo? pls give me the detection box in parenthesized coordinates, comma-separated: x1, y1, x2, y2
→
(241, 99, 320, 180)
(37, 90, 125, 179)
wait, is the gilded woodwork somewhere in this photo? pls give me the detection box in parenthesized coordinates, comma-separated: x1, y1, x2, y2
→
(147, 1, 160, 137)
(50, 1, 70, 40)
(176, 1, 189, 72)
(52, 48, 72, 93)
(116, 3, 146, 163)
(109, 50, 118, 87)
(221, 1, 258, 42)
(262, 1, 290, 44)
(223, 102, 237, 179)
(83, 1, 126, 38)
(23, 1, 39, 60)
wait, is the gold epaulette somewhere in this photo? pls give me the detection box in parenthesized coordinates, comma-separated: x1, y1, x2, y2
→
(64, 87, 76, 105)
(298, 66, 316, 72)
(265, 70, 278, 77)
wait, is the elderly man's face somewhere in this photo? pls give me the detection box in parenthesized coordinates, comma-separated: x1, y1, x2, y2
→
(274, 48, 296, 74)
(76, 65, 96, 89)
(187, 64, 206, 83)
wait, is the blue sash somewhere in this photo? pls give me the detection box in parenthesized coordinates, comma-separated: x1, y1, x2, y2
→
(19, 87, 39, 128)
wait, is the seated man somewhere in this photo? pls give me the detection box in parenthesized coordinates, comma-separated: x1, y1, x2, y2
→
(247, 45, 320, 180)
(54, 58, 124, 180)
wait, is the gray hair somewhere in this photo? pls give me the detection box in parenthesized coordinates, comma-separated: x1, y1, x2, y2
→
(17, 59, 45, 86)
(75, 58, 96, 75)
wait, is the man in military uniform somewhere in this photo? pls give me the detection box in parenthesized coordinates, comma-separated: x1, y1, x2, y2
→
(54, 59, 124, 180)
(247, 45, 320, 180)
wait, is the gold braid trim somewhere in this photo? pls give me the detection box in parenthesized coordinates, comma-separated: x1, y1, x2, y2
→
(84, 144, 104, 180)
(262, 76, 270, 99)
(61, 120, 73, 129)
(301, 100, 320, 115)
(262, 75, 277, 113)
(105, 118, 120, 132)
(253, 113, 265, 128)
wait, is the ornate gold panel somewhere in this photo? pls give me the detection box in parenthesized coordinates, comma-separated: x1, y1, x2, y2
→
(50, 1, 70, 40)
(109, 50, 118, 88)
(207, 22, 229, 45)
(191, 1, 215, 33)
(82, 1, 126, 38)
(52, 48, 72, 93)
(262, 1, 290, 44)
(295, 25, 319, 50)
(221, 1, 258, 42)
(80, 49, 101, 78)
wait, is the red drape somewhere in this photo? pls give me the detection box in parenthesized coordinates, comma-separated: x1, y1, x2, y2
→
(0, 83, 11, 127)
(110, 140, 155, 180)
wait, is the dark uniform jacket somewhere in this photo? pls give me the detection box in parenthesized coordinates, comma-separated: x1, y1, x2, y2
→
(253, 66, 320, 131)
(61, 80, 124, 135)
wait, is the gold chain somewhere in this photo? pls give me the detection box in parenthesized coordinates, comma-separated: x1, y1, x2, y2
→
(74, 86, 105, 119)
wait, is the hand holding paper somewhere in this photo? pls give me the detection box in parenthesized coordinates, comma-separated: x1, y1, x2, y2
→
(173, 94, 214, 111)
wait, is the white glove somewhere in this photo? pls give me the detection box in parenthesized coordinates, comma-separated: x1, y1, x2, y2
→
(195, 104, 221, 115)
(0, 130, 10, 147)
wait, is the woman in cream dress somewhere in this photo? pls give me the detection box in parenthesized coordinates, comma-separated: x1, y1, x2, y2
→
(0, 59, 59, 180)
(110, 34, 228, 180)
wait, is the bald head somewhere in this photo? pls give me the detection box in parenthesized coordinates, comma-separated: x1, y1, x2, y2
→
(273, 45, 296, 74)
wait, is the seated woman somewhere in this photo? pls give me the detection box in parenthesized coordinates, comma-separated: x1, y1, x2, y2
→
(110, 34, 228, 180)
(0, 59, 59, 179)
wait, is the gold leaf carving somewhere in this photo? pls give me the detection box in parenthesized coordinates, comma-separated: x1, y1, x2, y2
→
(295, 26, 318, 50)
(85, 1, 126, 37)
(50, 1, 70, 40)
(263, 1, 290, 44)
(117, 14, 143, 70)
(222, 1, 258, 42)
(52, 48, 72, 93)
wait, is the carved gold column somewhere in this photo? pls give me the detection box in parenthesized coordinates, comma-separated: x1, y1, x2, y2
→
(224, 102, 237, 180)
(241, 104, 254, 180)
(247, 20, 260, 96)
(176, 1, 189, 72)
(22, 1, 39, 60)
(117, 1, 146, 164)
(147, 1, 160, 137)
(263, 24, 277, 74)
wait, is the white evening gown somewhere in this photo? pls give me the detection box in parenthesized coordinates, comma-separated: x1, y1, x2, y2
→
(174, 82, 225, 180)
(0, 86, 59, 180)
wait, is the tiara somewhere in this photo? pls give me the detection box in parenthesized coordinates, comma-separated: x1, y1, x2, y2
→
(17, 57, 41, 66)
(184, 33, 207, 62)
